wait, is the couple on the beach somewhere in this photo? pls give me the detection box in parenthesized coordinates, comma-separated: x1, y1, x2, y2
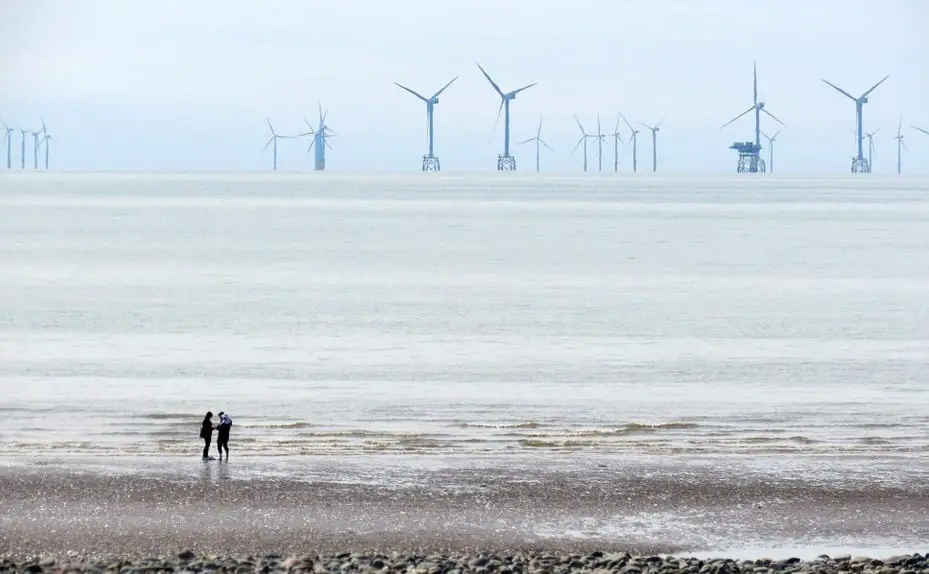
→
(200, 411, 233, 461)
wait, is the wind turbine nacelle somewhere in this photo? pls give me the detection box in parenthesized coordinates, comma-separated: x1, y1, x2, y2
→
(861, 97, 869, 104)
(757, 102, 765, 109)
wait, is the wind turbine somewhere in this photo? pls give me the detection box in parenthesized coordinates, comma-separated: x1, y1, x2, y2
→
(610, 115, 623, 172)
(620, 113, 639, 172)
(41, 121, 53, 170)
(307, 103, 337, 171)
(1, 120, 12, 169)
(517, 117, 553, 172)
(573, 116, 593, 172)
(863, 128, 879, 170)
(821, 74, 889, 173)
(640, 117, 665, 172)
(722, 62, 786, 173)
(761, 130, 780, 173)
(262, 118, 290, 171)
(894, 118, 905, 175)
(593, 115, 607, 172)
(18, 128, 27, 170)
(476, 63, 537, 171)
(31, 128, 43, 170)
(394, 76, 457, 171)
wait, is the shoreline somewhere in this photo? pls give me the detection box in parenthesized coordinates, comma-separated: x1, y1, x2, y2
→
(2, 465, 927, 562)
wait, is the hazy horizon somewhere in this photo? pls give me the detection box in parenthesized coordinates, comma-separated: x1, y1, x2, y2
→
(1, 0, 927, 174)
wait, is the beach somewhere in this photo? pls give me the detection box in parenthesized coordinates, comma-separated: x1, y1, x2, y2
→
(3, 458, 928, 563)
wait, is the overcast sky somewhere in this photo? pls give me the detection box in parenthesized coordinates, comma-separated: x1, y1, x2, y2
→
(1, 0, 927, 173)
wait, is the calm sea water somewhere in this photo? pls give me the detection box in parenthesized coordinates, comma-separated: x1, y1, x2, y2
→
(2, 173, 929, 479)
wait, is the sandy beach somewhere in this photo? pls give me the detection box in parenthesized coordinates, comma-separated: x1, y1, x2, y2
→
(2, 462, 927, 562)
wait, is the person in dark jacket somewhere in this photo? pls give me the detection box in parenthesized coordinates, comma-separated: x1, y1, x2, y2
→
(216, 411, 232, 461)
(200, 411, 214, 459)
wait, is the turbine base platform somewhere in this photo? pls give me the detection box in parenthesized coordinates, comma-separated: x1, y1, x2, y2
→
(497, 154, 516, 171)
(422, 155, 440, 172)
(851, 157, 871, 174)
(730, 142, 766, 174)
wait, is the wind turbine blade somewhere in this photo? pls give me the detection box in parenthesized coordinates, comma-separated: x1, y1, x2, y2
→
(761, 130, 770, 140)
(861, 75, 890, 99)
(614, 113, 621, 134)
(753, 61, 758, 105)
(655, 115, 667, 129)
(898, 117, 903, 136)
(304, 117, 316, 134)
(476, 63, 505, 97)
(263, 136, 274, 152)
(639, 122, 653, 130)
(492, 99, 504, 136)
(540, 138, 554, 152)
(395, 82, 428, 101)
(597, 115, 602, 137)
(911, 126, 929, 137)
(821, 79, 857, 101)
(266, 117, 275, 135)
(761, 108, 787, 128)
(510, 82, 537, 96)
(619, 112, 634, 132)
(432, 76, 458, 99)
(517, 137, 535, 145)
(536, 117, 543, 138)
(326, 140, 333, 151)
(574, 115, 586, 135)
(573, 136, 586, 153)
(721, 106, 754, 129)
(41, 118, 47, 134)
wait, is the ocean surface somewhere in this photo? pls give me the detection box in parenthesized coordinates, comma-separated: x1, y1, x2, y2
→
(2, 173, 929, 482)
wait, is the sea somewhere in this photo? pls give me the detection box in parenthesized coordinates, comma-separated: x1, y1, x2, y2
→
(2, 173, 929, 492)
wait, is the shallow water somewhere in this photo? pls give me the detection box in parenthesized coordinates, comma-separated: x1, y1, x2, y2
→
(2, 173, 929, 480)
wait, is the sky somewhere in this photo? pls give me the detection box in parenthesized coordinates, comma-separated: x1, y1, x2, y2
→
(1, 0, 928, 173)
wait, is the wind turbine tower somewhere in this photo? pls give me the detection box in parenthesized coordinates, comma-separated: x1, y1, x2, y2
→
(308, 103, 336, 171)
(573, 116, 593, 172)
(41, 125, 53, 170)
(761, 130, 780, 173)
(31, 128, 43, 170)
(18, 128, 27, 170)
(640, 118, 665, 173)
(722, 62, 786, 174)
(394, 76, 457, 171)
(620, 113, 639, 172)
(477, 63, 537, 171)
(610, 115, 623, 172)
(518, 117, 552, 172)
(821, 74, 889, 173)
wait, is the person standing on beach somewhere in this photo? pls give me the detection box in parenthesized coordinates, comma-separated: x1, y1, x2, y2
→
(216, 411, 232, 461)
(200, 411, 214, 459)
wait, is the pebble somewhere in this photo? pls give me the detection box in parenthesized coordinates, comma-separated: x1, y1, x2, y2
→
(0, 553, 926, 574)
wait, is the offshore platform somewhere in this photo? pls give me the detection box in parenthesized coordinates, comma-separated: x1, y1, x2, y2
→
(722, 62, 785, 174)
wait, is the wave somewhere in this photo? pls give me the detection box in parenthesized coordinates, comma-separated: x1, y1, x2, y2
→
(140, 413, 195, 420)
(567, 422, 699, 436)
(238, 422, 314, 430)
(454, 421, 542, 429)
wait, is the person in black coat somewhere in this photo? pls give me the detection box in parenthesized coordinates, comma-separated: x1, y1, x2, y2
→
(200, 412, 214, 459)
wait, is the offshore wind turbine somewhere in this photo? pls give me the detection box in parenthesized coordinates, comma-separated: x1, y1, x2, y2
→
(517, 117, 552, 172)
(610, 115, 623, 172)
(722, 62, 786, 174)
(307, 103, 336, 171)
(821, 74, 889, 173)
(477, 63, 537, 171)
(620, 113, 639, 172)
(640, 117, 665, 173)
(864, 128, 879, 170)
(593, 115, 606, 172)
(41, 121, 53, 170)
(31, 128, 43, 170)
(394, 76, 458, 171)
(1, 120, 12, 169)
(573, 116, 593, 172)
(894, 118, 906, 175)
(761, 130, 780, 173)
(263, 118, 290, 171)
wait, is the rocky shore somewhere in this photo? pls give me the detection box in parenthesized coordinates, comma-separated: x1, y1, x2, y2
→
(2, 551, 928, 574)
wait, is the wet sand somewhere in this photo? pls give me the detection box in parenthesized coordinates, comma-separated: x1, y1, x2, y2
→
(2, 463, 928, 561)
